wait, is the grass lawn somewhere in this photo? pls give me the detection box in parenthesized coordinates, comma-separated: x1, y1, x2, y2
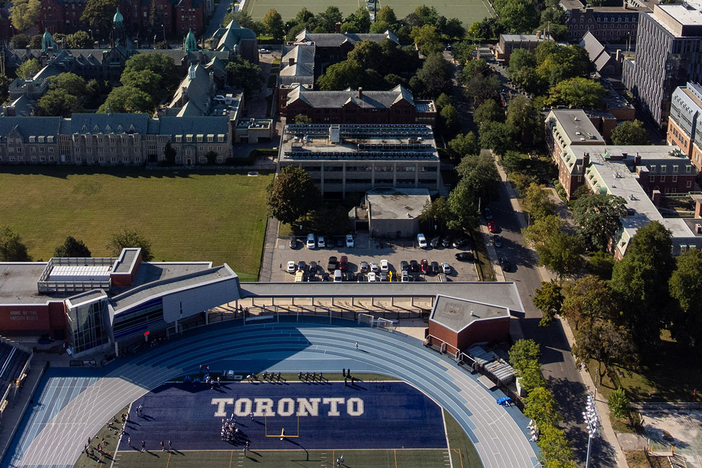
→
(586, 331, 702, 402)
(472, 229, 495, 281)
(0, 167, 272, 282)
(245, 0, 492, 24)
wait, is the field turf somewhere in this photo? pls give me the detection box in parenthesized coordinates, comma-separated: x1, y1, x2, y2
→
(93, 379, 484, 468)
(245, 0, 492, 26)
(0, 167, 271, 281)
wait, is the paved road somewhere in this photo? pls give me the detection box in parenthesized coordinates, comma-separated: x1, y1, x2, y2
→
(4, 321, 539, 468)
(487, 165, 618, 467)
(205, 0, 231, 37)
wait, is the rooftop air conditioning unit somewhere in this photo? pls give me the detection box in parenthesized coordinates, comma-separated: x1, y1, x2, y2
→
(697, 223, 702, 234)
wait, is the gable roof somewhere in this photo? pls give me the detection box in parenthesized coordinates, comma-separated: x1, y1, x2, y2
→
(212, 20, 257, 52)
(579, 31, 613, 73)
(294, 30, 399, 47)
(169, 63, 212, 116)
(279, 45, 315, 86)
(0, 117, 63, 141)
(67, 114, 150, 135)
(156, 116, 229, 137)
(287, 85, 415, 109)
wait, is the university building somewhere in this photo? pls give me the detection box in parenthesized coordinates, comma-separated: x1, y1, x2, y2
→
(667, 82, 702, 170)
(277, 123, 441, 197)
(560, 0, 644, 43)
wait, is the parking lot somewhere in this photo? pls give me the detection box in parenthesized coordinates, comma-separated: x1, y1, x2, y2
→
(270, 232, 479, 282)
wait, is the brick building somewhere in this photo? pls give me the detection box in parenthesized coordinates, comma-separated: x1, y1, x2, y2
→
(562, 1, 643, 43)
(290, 29, 399, 64)
(668, 82, 702, 171)
(284, 86, 436, 126)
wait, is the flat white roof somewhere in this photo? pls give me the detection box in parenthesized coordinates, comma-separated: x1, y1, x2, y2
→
(49, 265, 111, 281)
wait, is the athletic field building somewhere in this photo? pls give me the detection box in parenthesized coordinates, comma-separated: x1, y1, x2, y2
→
(0, 248, 240, 357)
(277, 123, 441, 197)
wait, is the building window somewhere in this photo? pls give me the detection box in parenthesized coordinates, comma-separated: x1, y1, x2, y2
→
(660, 175, 666, 182)
(672, 175, 678, 182)
(673, 165, 679, 172)
(650, 175, 655, 182)
(687, 180, 693, 188)
(687, 165, 692, 173)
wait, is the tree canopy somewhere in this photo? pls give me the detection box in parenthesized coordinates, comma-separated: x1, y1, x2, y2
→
(448, 132, 480, 159)
(0, 226, 31, 261)
(16, 59, 41, 80)
(473, 99, 505, 126)
(267, 166, 320, 225)
(416, 53, 453, 98)
(610, 120, 651, 145)
(533, 280, 564, 327)
(54, 236, 91, 257)
(99, 86, 154, 113)
(10, 0, 40, 31)
(478, 121, 513, 156)
(38, 90, 79, 117)
(547, 77, 606, 108)
(81, 0, 120, 34)
(262, 8, 285, 41)
(106, 229, 154, 261)
(572, 194, 627, 252)
(506, 96, 542, 146)
(669, 249, 702, 348)
(123, 53, 179, 96)
(225, 58, 264, 100)
(523, 215, 584, 277)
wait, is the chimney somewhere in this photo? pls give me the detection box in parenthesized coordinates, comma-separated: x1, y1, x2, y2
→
(583, 152, 590, 169)
(652, 189, 661, 206)
(289, 57, 295, 66)
(616, 49, 621, 61)
(335, 22, 341, 33)
(358, 87, 363, 99)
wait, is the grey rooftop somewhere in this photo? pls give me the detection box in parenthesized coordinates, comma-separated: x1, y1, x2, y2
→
(431, 296, 511, 333)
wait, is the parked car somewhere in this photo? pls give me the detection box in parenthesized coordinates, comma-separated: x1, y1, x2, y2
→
(380, 259, 389, 272)
(500, 256, 511, 272)
(370, 261, 379, 272)
(287, 261, 296, 273)
(430, 236, 441, 248)
(306, 234, 316, 249)
(431, 261, 440, 275)
(360, 261, 369, 273)
(420, 259, 429, 274)
(289, 237, 297, 249)
(442, 262, 451, 274)
(309, 261, 318, 276)
(417, 233, 428, 249)
(487, 221, 498, 233)
(367, 271, 377, 282)
(442, 236, 452, 248)
(346, 234, 355, 248)
(297, 260, 305, 272)
(327, 256, 338, 271)
(400, 260, 409, 272)
(493, 235, 503, 248)
(455, 252, 474, 262)
(380, 271, 388, 282)
(339, 256, 348, 272)
(454, 237, 471, 248)
(336, 238, 344, 248)
(317, 236, 326, 248)
(401, 270, 410, 282)
(484, 207, 493, 220)
(410, 260, 420, 273)
(333, 270, 343, 282)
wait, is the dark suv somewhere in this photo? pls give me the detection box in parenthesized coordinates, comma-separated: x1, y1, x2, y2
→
(327, 256, 338, 271)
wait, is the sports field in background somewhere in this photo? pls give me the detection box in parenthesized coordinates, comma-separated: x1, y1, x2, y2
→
(245, 0, 492, 27)
(0, 167, 271, 281)
(81, 377, 483, 468)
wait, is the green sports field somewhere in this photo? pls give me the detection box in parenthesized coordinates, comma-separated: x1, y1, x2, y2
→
(0, 167, 272, 281)
(245, 0, 493, 27)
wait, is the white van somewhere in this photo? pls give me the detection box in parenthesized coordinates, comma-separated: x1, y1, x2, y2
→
(306, 234, 316, 249)
(333, 270, 343, 282)
(417, 233, 428, 249)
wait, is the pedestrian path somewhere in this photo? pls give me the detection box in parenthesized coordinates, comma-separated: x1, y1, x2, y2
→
(3, 320, 539, 468)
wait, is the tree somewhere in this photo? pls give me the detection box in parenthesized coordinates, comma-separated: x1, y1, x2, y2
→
(419, 197, 453, 235)
(533, 281, 563, 327)
(498, 0, 539, 33)
(508, 339, 541, 372)
(411, 25, 443, 56)
(376, 6, 397, 24)
(510, 66, 545, 95)
(572, 318, 636, 381)
(316, 6, 343, 32)
(451, 41, 477, 65)
(455, 153, 501, 204)
(267, 166, 320, 225)
(106, 229, 154, 261)
(562, 275, 620, 329)
(537, 424, 577, 468)
(225, 58, 264, 100)
(65, 30, 93, 49)
(439, 104, 459, 136)
(611, 120, 651, 145)
(16, 58, 40, 80)
(524, 387, 560, 426)
(460, 59, 490, 84)
(572, 194, 627, 251)
(370, 20, 392, 34)
(587, 250, 615, 280)
(507, 49, 536, 77)
(519, 363, 546, 394)
(447, 181, 480, 231)
(81, 0, 120, 34)
(98, 86, 154, 113)
(10, 0, 40, 31)
(293, 114, 313, 124)
(123, 53, 179, 95)
(464, 73, 500, 106)
(347, 40, 384, 72)
(54, 236, 91, 257)
(342, 8, 371, 33)
(548, 77, 606, 108)
(479, 121, 513, 156)
(0, 226, 31, 261)
(448, 132, 480, 159)
(669, 249, 702, 348)
(608, 387, 630, 419)
(38, 90, 79, 116)
(121, 69, 162, 98)
(262, 8, 285, 41)
(506, 96, 542, 146)
(523, 215, 584, 278)
(28, 34, 42, 49)
(473, 99, 505, 126)
(222, 10, 255, 30)
(11, 33, 29, 49)
(444, 18, 465, 39)
(0, 75, 12, 104)
(164, 141, 176, 165)
(317, 60, 364, 90)
(49, 73, 87, 96)
(610, 221, 675, 349)
(523, 183, 555, 221)
(416, 53, 452, 98)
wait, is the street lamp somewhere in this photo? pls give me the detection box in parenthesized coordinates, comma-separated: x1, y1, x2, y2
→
(162, 24, 166, 43)
(583, 394, 600, 468)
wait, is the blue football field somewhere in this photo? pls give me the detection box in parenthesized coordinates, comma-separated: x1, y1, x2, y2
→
(120, 381, 447, 452)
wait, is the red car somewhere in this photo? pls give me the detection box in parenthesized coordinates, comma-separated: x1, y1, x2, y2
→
(420, 259, 430, 274)
(488, 221, 498, 233)
(339, 255, 348, 272)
